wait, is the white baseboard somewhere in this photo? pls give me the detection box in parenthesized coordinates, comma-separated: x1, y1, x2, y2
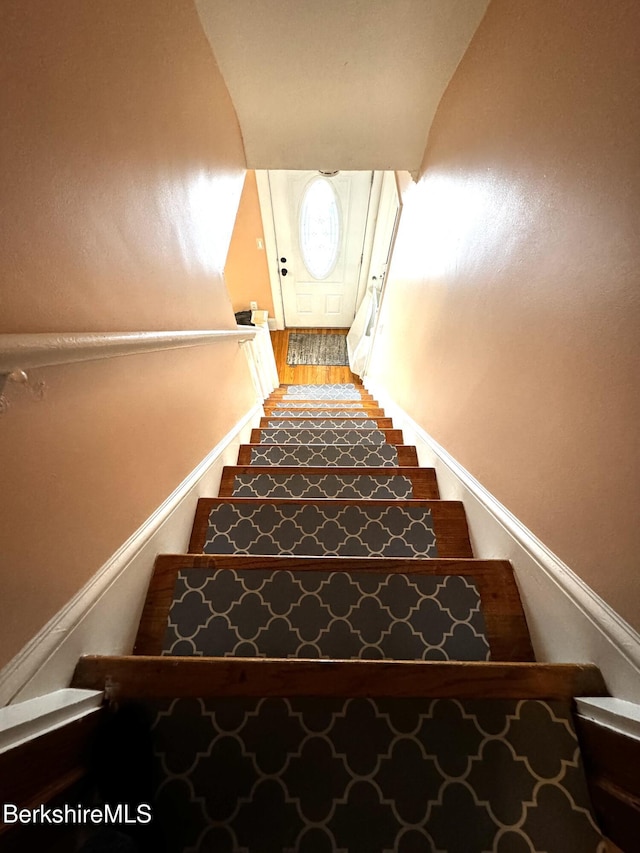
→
(0, 404, 263, 706)
(366, 378, 640, 704)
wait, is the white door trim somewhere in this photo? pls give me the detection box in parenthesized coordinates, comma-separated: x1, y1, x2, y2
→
(353, 171, 384, 311)
(362, 171, 403, 377)
(256, 170, 388, 330)
(255, 170, 285, 330)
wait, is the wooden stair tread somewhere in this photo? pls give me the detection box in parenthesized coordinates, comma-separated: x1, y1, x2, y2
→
(135, 554, 534, 661)
(219, 466, 440, 499)
(72, 656, 607, 700)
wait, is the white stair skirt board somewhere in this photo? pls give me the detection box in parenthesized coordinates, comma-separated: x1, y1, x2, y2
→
(365, 378, 640, 705)
(241, 323, 279, 399)
(0, 404, 263, 707)
(576, 696, 640, 741)
(0, 689, 103, 754)
(576, 697, 640, 742)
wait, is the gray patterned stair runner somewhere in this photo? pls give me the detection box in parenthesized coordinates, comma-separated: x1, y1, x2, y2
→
(148, 382, 604, 851)
(202, 502, 438, 558)
(147, 696, 603, 853)
(257, 428, 390, 445)
(283, 383, 357, 392)
(230, 472, 413, 499)
(162, 568, 490, 661)
(248, 444, 401, 467)
(265, 418, 381, 429)
(281, 384, 364, 400)
(272, 403, 368, 411)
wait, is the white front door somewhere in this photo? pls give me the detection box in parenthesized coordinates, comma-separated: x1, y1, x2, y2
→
(268, 170, 373, 327)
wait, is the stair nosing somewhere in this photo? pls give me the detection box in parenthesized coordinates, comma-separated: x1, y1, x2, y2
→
(73, 655, 608, 700)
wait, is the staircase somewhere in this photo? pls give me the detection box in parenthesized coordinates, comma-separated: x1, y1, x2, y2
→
(73, 383, 608, 852)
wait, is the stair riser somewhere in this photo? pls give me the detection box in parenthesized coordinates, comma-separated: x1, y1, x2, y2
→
(271, 393, 375, 402)
(237, 445, 419, 467)
(271, 401, 372, 408)
(200, 503, 439, 558)
(250, 428, 403, 445)
(264, 408, 385, 417)
(145, 696, 603, 853)
(219, 468, 440, 500)
(227, 473, 416, 500)
(268, 399, 378, 407)
(190, 500, 473, 559)
(260, 418, 393, 429)
(270, 384, 372, 401)
(163, 568, 490, 661)
(135, 556, 534, 662)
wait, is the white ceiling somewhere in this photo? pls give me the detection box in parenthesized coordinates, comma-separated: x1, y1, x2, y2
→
(195, 0, 489, 173)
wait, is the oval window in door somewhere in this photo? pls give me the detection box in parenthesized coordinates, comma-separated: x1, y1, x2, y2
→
(299, 177, 341, 279)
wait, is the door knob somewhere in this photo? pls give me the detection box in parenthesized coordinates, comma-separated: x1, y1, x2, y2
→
(280, 257, 287, 263)
(281, 268, 288, 276)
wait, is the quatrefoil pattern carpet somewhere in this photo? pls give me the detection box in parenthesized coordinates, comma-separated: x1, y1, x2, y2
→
(148, 697, 604, 853)
(283, 384, 363, 400)
(265, 419, 380, 430)
(257, 428, 389, 445)
(248, 444, 400, 467)
(203, 504, 438, 558)
(230, 473, 413, 500)
(162, 569, 489, 661)
(274, 400, 367, 408)
(270, 408, 370, 417)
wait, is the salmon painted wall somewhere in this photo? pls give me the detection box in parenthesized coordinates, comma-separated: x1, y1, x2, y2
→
(370, 0, 640, 629)
(0, 1, 255, 674)
(224, 170, 275, 316)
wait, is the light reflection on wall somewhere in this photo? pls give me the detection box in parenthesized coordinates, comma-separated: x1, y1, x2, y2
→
(394, 171, 497, 282)
(182, 170, 245, 274)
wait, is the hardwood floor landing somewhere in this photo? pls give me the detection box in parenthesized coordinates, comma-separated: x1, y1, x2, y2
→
(270, 328, 362, 385)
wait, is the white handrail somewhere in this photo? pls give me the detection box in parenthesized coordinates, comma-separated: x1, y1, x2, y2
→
(0, 329, 258, 373)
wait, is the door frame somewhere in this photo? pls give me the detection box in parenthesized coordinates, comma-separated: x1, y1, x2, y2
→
(360, 170, 403, 378)
(256, 170, 385, 330)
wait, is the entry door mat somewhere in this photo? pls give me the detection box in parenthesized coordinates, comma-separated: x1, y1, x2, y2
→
(147, 697, 603, 853)
(162, 569, 490, 661)
(286, 333, 349, 366)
